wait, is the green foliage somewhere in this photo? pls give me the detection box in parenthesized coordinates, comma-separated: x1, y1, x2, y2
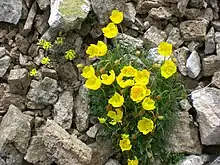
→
(89, 43, 186, 165)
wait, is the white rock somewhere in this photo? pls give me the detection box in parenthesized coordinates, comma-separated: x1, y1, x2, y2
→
(105, 159, 120, 165)
(186, 51, 201, 78)
(86, 124, 99, 138)
(179, 99, 192, 111)
(177, 155, 210, 165)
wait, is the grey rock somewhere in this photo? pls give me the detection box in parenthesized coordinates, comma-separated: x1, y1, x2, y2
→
(48, 0, 90, 31)
(187, 41, 201, 51)
(192, 87, 220, 145)
(0, 105, 32, 165)
(42, 68, 58, 80)
(215, 32, 220, 43)
(41, 27, 60, 42)
(116, 33, 143, 49)
(136, 0, 168, 14)
(23, 2, 37, 36)
(210, 156, 220, 165)
(8, 68, 31, 95)
(173, 47, 190, 76)
(75, 86, 89, 132)
(76, 21, 91, 37)
(0, 56, 11, 78)
(54, 91, 73, 129)
(90, 24, 102, 39)
(86, 124, 100, 138)
(35, 11, 50, 35)
(207, 0, 219, 12)
(143, 26, 167, 47)
(205, 27, 215, 54)
(15, 33, 30, 54)
(211, 21, 220, 31)
(0, 47, 8, 58)
(200, 8, 214, 22)
(148, 48, 169, 64)
(124, 3, 136, 25)
(19, 54, 28, 66)
(0, 83, 26, 113)
(28, 44, 38, 57)
(0, 158, 5, 165)
(164, 0, 179, 3)
(188, 0, 206, 9)
(180, 20, 208, 41)
(23, 0, 34, 8)
(26, 101, 45, 110)
(27, 77, 58, 105)
(177, 0, 190, 15)
(186, 51, 201, 78)
(24, 136, 51, 165)
(149, 7, 172, 20)
(217, 43, 220, 56)
(36, 0, 50, 10)
(105, 159, 120, 165)
(212, 71, 220, 89)
(202, 55, 220, 76)
(88, 140, 115, 165)
(177, 155, 210, 165)
(168, 112, 202, 154)
(167, 27, 184, 48)
(39, 119, 93, 165)
(179, 99, 192, 111)
(0, 0, 22, 24)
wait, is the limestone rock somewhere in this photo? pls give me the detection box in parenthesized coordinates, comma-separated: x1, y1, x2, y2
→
(188, 0, 206, 9)
(173, 47, 190, 76)
(0, 158, 5, 165)
(54, 91, 73, 129)
(202, 55, 220, 76)
(15, 33, 30, 54)
(0, 0, 22, 24)
(192, 87, 220, 145)
(149, 7, 172, 20)
(168, 112, 202, 154)
(0, 105, 32, 165)
(143, 26, 167, 47)
(215, 32, 220, 43)
(26, 77, 58, 105)
(35, 12, 50, 35)
(36, 0, 50, 10)
(177, 0, 190, 14)
(187, 41, 200, 51)
(105, 159, 120, 165)
(210, 157, 220, 165)
(176, 155, 210, 165)
(24, 136, 51, 165)
(42, 68, 58, 80)
(211, 21, 220, 31)
(86, 124, 99, 138)
(23, 2, 37, 36)
(39, 119, 93, 165)
(217, 43, 220, 56)
(148, 48, 169, 63)
(212, 71, 220, 88)
(167, 27, 184, 48)
(0, 55, 11, 78)
(205, 27, 215, 55)
(116, 33, 143, 49)
(180, 20, 208, 41)
(8, 68, 31, 95)
(179, 99, 192, 111)
(0, 47, 8, 58)
(48, 0, 90, 31)
(186, 51, 201, 78)
(75, 86, 90, 132)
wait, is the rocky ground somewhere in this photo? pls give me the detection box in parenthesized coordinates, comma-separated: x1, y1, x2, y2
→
(1, 0, 220, 165)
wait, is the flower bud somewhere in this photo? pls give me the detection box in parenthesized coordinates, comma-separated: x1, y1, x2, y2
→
(99, 67, 106, 74)
(136, 50, 141, 56)
(158, 116, 164, 120)
(76, 64, 84, 69)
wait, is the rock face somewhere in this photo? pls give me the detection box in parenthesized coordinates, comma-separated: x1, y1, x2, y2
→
(39, 120, 93, 165)
(192, 87, 220, 145)
(0, 0, 22, 24)
(186, 51, 201, 78)
(75, 86, 90, 132)
(0, 105, 32, 165)
(48, 0, 90, 31)
(168, 112, 202, 154)
(180, 20, 208, 41)
(27, 77, 58, 105)
(54, 91, 74, 129)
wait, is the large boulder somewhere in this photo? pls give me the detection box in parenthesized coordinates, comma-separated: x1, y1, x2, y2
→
(0, 0, 22, 24)
(192, 87, 220, 145)
(48, 0, 91, 31)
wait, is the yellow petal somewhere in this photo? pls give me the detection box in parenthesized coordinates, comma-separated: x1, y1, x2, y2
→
(110, 9, 123, 24)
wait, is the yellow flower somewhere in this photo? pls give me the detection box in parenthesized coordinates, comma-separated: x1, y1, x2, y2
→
(98, 117, 107, 124)
(108, 92, 124, 107)
(134, 69, 150, 86)
(142, 97, 155, 111)
(137, 117, 154, 135)
(97, 41, 108, 57)
(65, 49, 76, 60)
(29, 68, 37, 77)
(158, 42, 173, 56)
(161, 60, 177, 79)
(41, 57, 50, 65)
(107, 108, 123, 125)
(110, 9, 123, 24)
(86, 44, 99, 58)
(85, 76, 102, 90)
(81, 65, 95, 78)
(128, 159, 139, 165)
(100, 70, 115, 85)
(55, 37, 64, 45)
(76, 64, 84, 69)
(116, 73, 134, 88)
(43, 41, 52, 50)
(119, 136, 132, 152)
(102, 22, 118, 39)
(121, 134, 129, 139)
(121, 65, 137, 77)
(130, 86, 149, 103)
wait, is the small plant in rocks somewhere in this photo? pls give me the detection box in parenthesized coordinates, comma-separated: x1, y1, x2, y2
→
(80, 10, 187, 165)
